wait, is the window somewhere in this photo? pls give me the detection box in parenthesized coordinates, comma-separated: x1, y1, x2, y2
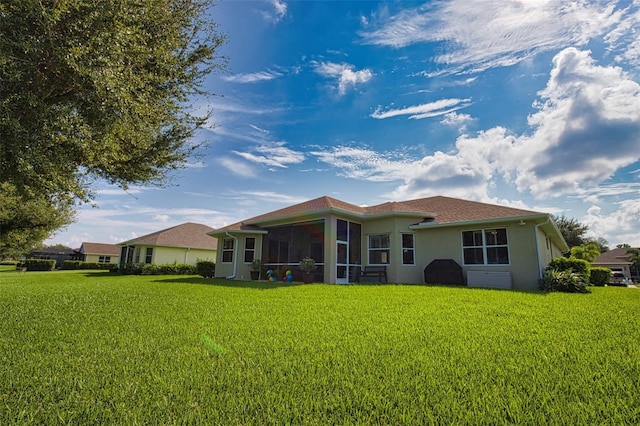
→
(133, 247, 141, 263)
(145, 248, 153, 264)
(222, 238, 234, 263)
(368, 234, 390, 264)
(462, 228, 509, 265)
(244, 237, 256, 263)
(401, 233, 415, 265)
(98, 256, 111, 263)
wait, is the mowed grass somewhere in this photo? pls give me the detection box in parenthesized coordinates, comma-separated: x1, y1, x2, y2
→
(1, 269, 639, 425)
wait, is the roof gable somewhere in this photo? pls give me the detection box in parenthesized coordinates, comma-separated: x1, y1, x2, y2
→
(119, 222, 217, 249)
(593, 247, 637, 265)
(80, 242, 120, 256)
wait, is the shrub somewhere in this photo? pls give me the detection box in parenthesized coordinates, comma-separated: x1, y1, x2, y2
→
(590, 267, 612, 287)
(196, 260, 216, 278)
(121, 263, 198, 276)
(62, 261, 113, 270)
(22, 259, 56, 271)
(119, 263, 144, 275)
(541, 269, 589, 293)
(547, 257, 591, 285)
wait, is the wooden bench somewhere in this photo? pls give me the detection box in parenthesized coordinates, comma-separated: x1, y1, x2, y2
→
(359, 265, 387, 283)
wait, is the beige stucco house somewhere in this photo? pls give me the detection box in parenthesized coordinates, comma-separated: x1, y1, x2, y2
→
(118, 222, 217, 266)
(208, 195, 568, 290)
(78, 242, 120, 264)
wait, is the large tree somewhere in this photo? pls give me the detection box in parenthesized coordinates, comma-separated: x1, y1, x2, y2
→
(552, 214, 589, 249)
(0, 183, 75, 259)
(0, 0, 226, 202)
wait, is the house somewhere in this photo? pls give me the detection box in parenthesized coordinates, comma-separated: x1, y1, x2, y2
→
(208, 195, 568, 290)
(592, 248, 639, 280)
(118, 222, 217, 266)
(27, 247, 80, 268)
(78, 242, 120, 264)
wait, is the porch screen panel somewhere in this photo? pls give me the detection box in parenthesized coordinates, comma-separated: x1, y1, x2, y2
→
(262, 220, 325, 264)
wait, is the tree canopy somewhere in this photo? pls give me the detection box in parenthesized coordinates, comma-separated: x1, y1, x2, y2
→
(552, 214, 609, 253)
(0, 0, 226, 202)
(0, 183, 75, 259)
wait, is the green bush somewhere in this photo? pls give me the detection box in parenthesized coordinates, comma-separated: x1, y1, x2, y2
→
(196, 260, 216, 278)
(22, 259, 56, 271)
(590, 267, 612, 287)
(140, 264, 197, 275)
(541, 268, 590, 293)
(548, 257, 591, 285)
(119, 263, 144, 275)
(62, 261, 113, 270)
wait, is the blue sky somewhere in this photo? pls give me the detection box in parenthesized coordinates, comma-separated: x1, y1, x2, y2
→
(48, 0, 640, 249)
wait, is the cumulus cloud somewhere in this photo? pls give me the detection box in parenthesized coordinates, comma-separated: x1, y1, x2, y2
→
(583, 199, 640, 246)
(315, 48, 640, 205)
(371, 98, 472, 120)
(359, 0, 626, 74)
(440, 111, 475, 132)
(313, 61, 373, 95)
(512, 48, 640, 197)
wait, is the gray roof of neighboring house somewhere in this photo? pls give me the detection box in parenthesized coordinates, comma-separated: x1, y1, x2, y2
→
(211, 195, 546, 234)
(118, 222, 217, 250)
(80, 242, 120, 256)
(593, 247, 636, 266)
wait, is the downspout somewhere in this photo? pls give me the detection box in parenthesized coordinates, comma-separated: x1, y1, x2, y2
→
(184, 247, 190, 264)
(535, 218, 550, 280)
(225, 232, 238, 279)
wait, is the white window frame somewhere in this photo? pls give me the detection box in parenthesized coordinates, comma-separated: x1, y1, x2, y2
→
(368, 234, 390, 265)
(401, 233, 415, 265)
(462, 228, 510, 266)
(98, 256, 111, 263)
(244, 237, 256, 263)
(222, 238, 234, 263)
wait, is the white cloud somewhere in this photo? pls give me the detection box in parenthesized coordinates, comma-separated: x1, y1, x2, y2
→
(370, 98, 472, 120)
(359, 0, 626, 74)
(313, 61, 373, 95)
(262, 0, 287, 23)
(583, 199, 640, 246)
(440, 111, 475, 132)
(233, 142, 305, 168)
(222, 70, 282, 83)
(310, 145, 414, 182)
(316, 49, 640, 205)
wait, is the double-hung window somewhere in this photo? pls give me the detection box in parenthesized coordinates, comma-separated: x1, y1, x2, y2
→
(462, 228, 509, 265)
(244, 237, 256, 263)
(401, 233, 415, 265)
(222, 238, 234, 263)
(98, 256, 111, 263)
(368, 234, 390, 264)
(145, 248, 153, 264)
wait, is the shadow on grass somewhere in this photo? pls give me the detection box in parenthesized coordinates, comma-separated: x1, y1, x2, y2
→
(76, 271, 555, 294)
(152, 277, 311, 289)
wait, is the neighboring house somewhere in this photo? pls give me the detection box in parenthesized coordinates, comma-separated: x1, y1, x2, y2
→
(27, 247, 80, 268)
(592, 248, 638, 280)
(208, 195, 569, 290)
(78, 242, 120, 264)
(118, 222, 217, 266)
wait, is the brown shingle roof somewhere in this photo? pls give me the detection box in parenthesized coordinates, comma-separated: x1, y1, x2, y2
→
(80, 242, 120, 256)
(212, 195, 544, 234)
(593, 247, 636, 266)
(119, 222, 217, 249)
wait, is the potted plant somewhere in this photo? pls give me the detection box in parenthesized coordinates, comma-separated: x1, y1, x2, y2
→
(299, 257, 316, 283)
(249, 258, 262, 280)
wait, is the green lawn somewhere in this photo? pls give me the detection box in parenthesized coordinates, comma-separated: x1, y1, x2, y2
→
(1, 269, 639, 425)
